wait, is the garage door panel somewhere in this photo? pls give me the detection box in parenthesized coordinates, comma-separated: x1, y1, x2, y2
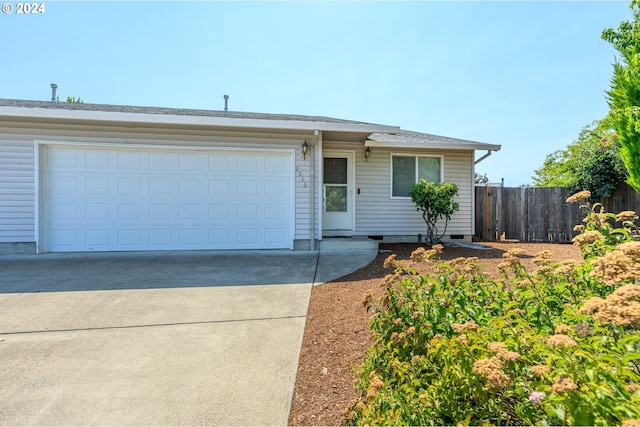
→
(49, 175, 79, 195)
(149, 178, 172, 196)
(209, 229, 230, 245)
(48, 149, 80, 169)
(45, 146, 292, 252)
(149, 152, 172, 171)
(178, 178, 201, 196)
(149, 204, 172, 220)
(179, 153, 202, 171)
(117, 151, 143, 170)
(209, 155, 231, 172)
(149, 229, 172, 246)
(117, 204, 142, 220)
(118, 229, 142, 246)
(85, 176, 110, 195)
(86, 229, 110, 246)
(265, 228, 287, 245)
(86, 203, 109, 220)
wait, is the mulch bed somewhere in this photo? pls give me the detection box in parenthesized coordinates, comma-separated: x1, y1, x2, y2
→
(288, 241, 583, 426)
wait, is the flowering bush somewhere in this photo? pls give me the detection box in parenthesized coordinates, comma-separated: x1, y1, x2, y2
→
(344, 200, 640, 426)
(568, 190, 639, 259)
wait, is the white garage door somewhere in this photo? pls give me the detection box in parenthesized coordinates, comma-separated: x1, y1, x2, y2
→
(44, 146, 293, 252)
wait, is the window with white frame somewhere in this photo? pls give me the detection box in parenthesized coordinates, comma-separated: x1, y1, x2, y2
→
(391, 154, 442, 198)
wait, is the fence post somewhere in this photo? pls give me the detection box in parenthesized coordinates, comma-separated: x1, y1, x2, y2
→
(485, 185, 491, 240)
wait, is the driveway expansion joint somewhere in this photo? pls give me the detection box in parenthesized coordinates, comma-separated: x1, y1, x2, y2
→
(0, 314, 307, 336)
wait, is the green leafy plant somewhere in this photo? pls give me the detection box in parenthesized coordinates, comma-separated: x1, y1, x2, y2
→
(567, 190, 638, 259)
(345, 204, 640, 426)
(533, 120, 628, 201)
(408, 180, 459, 245)
(603, 0, 640, 193)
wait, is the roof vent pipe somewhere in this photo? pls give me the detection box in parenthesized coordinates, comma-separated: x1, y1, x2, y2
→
(50, 83, 57, 103)
(224, 95, 229, 112)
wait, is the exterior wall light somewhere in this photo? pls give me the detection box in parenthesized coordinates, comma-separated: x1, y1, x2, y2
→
(363, 146, 371, 162)
(301, 140, 309, 160)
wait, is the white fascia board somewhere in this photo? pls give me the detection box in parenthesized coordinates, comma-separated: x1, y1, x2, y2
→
(364, 139, 501, 151)
(0, 106, 400, 134)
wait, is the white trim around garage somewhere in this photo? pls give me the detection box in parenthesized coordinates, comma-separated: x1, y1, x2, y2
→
(35, 140, 296, 253)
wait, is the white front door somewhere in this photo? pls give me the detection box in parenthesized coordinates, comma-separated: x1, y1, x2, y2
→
(322, 151, 354, 236)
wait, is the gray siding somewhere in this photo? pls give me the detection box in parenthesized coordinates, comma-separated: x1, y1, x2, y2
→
(0, 137, 35, 242)
(325, 141, 474, 237)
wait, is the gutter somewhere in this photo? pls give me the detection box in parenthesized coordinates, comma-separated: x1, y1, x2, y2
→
(0, 106, 400, 135)
(474, 150, 494, 165)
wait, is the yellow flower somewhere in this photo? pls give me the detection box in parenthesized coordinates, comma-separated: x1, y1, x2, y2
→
(456, 334, 469, 346)
(366, 377, 384, 399)
(622, 420, 640, 427)
(410, 247, 426, 262)
(546, 334, 577, 348)
(530, 365, 550, 377)
(566, 190, 591, 203)
(590, 244, 640, 287)
(617, 211, 639, 222)
(554, 324, 570, 334)
(578, 296, 605, 314)
(625, 384, 639, 394)
(473, 357, 502, 376)
(534, 250, 553, 265)
(451, 320, 479, 333)
(361, 289, 374, 309)
(572, 230, 603, 247)
(487, 372, 511, 388)
(552, 375, 577, 393)
(488, 341, 520, 360)
(584, 284, 640, 328)
(383, 254, 398, 269)
(473, 357, 511, 387)
(488, 342, 507, 353)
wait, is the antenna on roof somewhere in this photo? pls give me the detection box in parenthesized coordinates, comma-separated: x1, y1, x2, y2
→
(50, 83, 57, 103)
(224, 94, 229, 112)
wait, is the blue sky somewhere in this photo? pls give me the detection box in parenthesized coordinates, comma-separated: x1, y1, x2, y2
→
(0, 1, 632, 186)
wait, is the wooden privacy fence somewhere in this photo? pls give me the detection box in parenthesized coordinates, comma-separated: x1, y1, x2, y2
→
(474, 184, 640, 243)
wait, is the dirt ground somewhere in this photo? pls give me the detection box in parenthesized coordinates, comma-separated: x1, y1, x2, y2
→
(287, 241, 583, 426)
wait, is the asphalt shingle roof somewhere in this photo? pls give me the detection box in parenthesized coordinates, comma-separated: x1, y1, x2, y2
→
(0, 98, 500, 150)
(367, 129, 500, 150)
(0, 98, 380, 126)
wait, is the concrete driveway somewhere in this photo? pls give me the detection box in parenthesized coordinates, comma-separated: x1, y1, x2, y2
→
(0, 249, 376, 426)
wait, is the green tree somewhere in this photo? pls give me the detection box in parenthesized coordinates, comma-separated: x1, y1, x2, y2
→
(532, 120, 627, 200)
(603, 0, 640, 192)
(55, 96, 84, 103)
(408, 180, 459, 245)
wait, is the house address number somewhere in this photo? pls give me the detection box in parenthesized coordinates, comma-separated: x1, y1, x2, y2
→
(2, 3, 46, 14)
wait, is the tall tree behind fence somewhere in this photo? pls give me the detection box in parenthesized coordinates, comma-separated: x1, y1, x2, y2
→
(474, 183, 640, 243)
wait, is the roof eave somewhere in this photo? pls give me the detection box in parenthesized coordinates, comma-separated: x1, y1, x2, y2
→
(0, 106, 400, 134)
(365, 139, 501, 151)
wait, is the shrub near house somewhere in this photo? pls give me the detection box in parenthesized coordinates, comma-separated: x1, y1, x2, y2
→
(345, 192, 640, 426)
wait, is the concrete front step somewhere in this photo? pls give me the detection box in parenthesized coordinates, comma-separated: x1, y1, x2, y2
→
(319, 237, 379, 251)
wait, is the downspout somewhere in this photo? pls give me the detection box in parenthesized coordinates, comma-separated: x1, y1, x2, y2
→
(309, 130, 319, 251)
(474, 150, 493, 165)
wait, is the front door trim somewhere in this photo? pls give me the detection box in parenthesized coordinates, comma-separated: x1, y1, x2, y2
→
(322, 150, 355, 237)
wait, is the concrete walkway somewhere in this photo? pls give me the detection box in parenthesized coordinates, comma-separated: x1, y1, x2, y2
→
(0, 249, 377, 426)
